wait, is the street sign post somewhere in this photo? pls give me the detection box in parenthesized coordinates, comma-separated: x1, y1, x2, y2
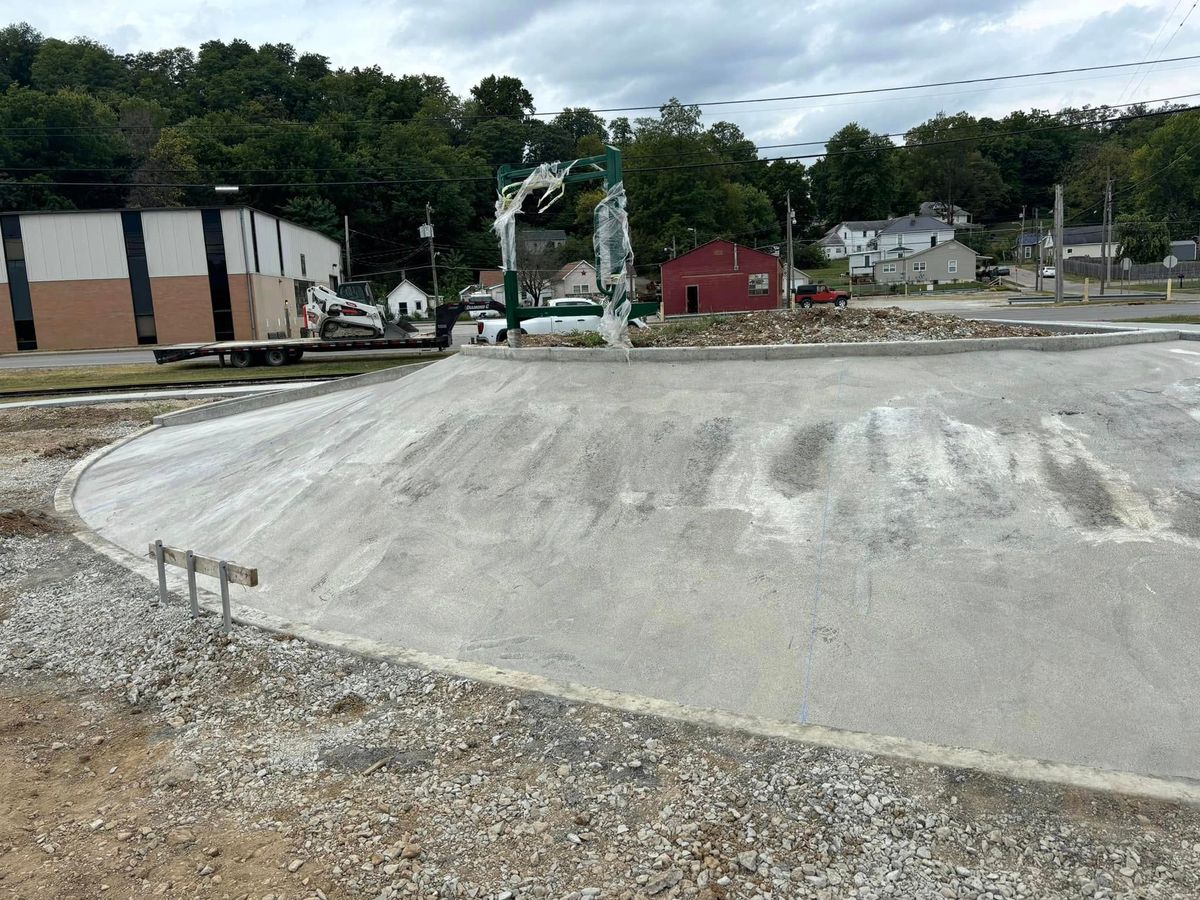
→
(1163, 255, 1179, 303)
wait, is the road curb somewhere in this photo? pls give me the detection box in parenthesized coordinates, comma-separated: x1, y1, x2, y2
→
(53, 433, 1200, 808)
(464, 325, 1179, 362)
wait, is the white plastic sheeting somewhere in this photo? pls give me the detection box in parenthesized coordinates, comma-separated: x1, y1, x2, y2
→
(592, 181, 634, 347)
(492, 160, 576, 271)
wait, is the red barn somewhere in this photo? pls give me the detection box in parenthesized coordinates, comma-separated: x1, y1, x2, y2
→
(660, 239, 782, 316)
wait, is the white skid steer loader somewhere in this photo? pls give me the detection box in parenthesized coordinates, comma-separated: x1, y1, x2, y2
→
(304, 282, 388, 340)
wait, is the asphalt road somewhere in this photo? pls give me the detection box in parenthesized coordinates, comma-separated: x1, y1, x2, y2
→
(75, 341, 1200, 780)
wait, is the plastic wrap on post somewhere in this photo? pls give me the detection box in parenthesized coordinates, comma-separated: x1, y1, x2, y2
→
(493, 160, 576, 271)
(593, 181, 634, 347)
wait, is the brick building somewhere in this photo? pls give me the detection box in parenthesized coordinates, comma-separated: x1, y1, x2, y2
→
(660, 240, 781, 316)
(0, 207, 341, 352)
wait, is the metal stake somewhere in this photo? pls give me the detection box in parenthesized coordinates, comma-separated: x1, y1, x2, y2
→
(186, 550, 199, 618)
(154, 539, 167, 606)
(218, 561, 232, 634)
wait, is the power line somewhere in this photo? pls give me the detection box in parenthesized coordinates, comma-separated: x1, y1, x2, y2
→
(1127, 2, 1199, 100)
(1116, 0, 1184, 103)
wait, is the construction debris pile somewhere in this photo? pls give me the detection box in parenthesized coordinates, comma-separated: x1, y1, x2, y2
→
(3, 404, 1200, 899)
(524, 307, 1058, 348)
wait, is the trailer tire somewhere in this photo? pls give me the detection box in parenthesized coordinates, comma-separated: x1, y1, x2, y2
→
(229, 349, 257, 368)
(264, 348, 288, 367)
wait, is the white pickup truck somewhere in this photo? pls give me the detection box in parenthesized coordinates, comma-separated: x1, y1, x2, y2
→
(473, 299, 643, 345)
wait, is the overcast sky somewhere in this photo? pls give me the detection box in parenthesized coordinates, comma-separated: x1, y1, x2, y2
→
(15, 0, 1200, 155)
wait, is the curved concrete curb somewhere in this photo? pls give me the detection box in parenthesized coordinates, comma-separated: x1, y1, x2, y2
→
(151, 358, 441, 428)
(463, 326, 1179, 363)
(55, 431, 1200, 807)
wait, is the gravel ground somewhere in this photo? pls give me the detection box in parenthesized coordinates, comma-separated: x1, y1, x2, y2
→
(3, 404, 1200, 900)
(521, 308, 1056, 348)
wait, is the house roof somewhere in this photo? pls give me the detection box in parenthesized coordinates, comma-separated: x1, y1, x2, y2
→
(873, 239, 976, 266)
(556, 260, 594, 280)
(1060, 225, 1105, 245)
(479, 269, 504, 288)
(841, 220, 890, 232)
(661, 238, 784, 269)
(817, 226, 845, 248)
(387, 279, 429, 298)
(879, 215, 952, 235)
(918, 202, 969, 217)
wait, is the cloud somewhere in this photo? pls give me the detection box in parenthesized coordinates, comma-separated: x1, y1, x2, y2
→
(12, 0, 1200, 152)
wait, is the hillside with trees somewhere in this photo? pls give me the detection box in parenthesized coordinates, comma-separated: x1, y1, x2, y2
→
(1, 21, 1197, 295)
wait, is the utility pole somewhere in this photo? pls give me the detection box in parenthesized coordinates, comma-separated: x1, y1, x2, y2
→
(343, 215, 352, 281)
(424, 202, 439, 310)
(1035, 208, 1044, 293)
(1101, 168, 1113, 296)
(1053, 184, 1064, 305)
(672, 235, 677, 259)
(785, 191, 795, 307)
(1017, 206, 1026, 274)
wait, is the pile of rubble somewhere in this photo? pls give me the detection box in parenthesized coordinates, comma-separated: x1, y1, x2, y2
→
(526, 308, 1057, 348)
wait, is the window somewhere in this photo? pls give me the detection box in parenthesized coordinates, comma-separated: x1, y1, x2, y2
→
(1, 215, 35, 350)
(862, 256, 869, 268)
(913, 261, 927, 273)
(300, 253, 307, 277)
(1024, 246, 1032, 259)
(121, 212, 157, 345)
(573, 284, 589, 294)
(862, 230, 867, 237)
(748, 273, 769, 295)
(947, 259, 958, 274)
(882, 263, 897, 274)
(930, 236, 938, 247)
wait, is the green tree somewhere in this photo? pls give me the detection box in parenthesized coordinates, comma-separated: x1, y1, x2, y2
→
(281, 196, 340, 239)
(30, 37, 125, 93)
(127, 128, 198, 207)
(467, 74, 533, 119)
(0, 22, 42, 88)
(1116, 215, 1169, 263)
(810, 123, 896, 222)
(1128, 111, 1200, 225)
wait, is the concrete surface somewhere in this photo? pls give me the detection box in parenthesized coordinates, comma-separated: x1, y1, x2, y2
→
(73, 343, 1200, 780)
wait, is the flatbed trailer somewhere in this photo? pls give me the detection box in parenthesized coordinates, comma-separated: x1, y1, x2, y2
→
(152, 334, 447, 367)
(153, 302, 473, 367)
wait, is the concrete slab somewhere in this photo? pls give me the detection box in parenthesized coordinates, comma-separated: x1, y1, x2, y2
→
(72, 342, 1200, 780)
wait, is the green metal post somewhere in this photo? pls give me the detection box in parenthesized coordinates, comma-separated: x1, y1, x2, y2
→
(503, 270, 520, 339)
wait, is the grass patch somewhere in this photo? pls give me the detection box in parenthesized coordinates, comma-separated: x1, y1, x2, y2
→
(0, 353, 443, 395)
(1114, 314, 1200, 324)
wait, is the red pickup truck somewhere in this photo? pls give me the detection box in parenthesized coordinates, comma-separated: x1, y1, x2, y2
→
(793, 283, 850, 308)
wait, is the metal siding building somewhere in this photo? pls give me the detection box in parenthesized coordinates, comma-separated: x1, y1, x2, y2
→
(660, 240, 782, 316)
(0, 206, 341, 352)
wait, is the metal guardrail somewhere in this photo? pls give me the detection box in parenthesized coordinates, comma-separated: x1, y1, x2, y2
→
(149, 539, 258, 633)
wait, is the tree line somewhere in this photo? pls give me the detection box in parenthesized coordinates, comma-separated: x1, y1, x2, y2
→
(1, 21, 1196, 300)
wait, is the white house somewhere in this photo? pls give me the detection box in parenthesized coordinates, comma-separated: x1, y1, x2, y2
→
(477, 260, 600, 305)
(555, 260, 599, 298)
(1044, 225, 1117, 260)
(385, 279, 430, 318)
(818, 219, 889, 261)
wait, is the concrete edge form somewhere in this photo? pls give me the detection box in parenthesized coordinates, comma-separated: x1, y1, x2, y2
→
(151, 358, 440, 427)
(463, 327, 1179, 363)
(53, 433, 1200, 807)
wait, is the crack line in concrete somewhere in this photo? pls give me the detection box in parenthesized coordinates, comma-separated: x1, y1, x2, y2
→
(798, 367, 845, 725)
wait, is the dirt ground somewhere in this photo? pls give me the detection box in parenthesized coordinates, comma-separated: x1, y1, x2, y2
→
(4, 402, 1200, 900)
(521, 307, 1055, 348)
